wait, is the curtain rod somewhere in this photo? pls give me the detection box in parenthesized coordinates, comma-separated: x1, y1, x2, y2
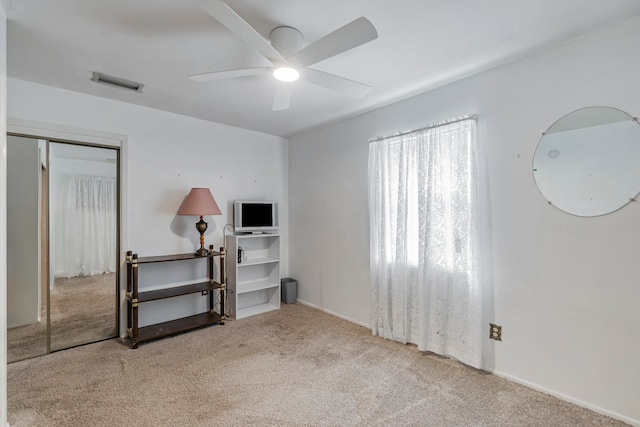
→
(368, 114, 477, 143)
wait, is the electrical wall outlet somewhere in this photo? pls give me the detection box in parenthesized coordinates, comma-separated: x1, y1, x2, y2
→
(490, 323, 502, 341)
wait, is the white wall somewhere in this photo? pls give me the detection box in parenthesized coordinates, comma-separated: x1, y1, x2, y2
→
(8, 78, 289, 332)
(0, 2, 8, 425)
(289, 16, 640, 426)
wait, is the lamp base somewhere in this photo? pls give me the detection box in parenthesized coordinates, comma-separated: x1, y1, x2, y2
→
(194, 216, 209, 256)
(194, 246, 210, 257)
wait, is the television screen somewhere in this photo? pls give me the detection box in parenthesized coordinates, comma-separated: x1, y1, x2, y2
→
(242, 203, 273, 227)
(234, 201, 278, 233)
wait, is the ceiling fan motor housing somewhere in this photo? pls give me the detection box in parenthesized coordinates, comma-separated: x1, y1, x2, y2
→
(270, 26, 303, 59)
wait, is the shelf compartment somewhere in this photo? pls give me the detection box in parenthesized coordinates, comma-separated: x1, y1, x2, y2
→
(135, 280, 222, 302)
(236, 235, 279, 264)
(136, 311, 222, 344)
(236, 303, 279, 320)
(233, 262, 279, 284)
(238, 257, 279, 267)
(237, 279, 279, 294)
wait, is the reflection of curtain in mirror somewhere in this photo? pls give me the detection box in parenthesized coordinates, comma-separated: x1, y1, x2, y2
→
(62, 175, 116, 278)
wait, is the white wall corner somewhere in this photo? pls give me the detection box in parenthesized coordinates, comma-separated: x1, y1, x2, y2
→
(0, 1, 9, 425)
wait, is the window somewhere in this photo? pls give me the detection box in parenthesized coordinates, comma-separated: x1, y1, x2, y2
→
(369, 116, 476, 272)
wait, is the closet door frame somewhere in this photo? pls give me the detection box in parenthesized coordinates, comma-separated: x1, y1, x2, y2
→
(8, 118, 128, 341)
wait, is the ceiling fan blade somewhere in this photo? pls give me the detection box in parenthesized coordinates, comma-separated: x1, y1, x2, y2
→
(289, 17, 378, 67)
(272, 82, 293, 111)
(301, 68, 371, 98)
(189, 67, 268, 82)
(201, 0, 285, 64)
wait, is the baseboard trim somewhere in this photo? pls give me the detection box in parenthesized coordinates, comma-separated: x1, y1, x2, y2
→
(493, 370, 639, 427)
(295, 299, 371, 329)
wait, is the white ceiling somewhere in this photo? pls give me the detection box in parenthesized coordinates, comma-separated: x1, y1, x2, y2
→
(4, 0, 640, 137)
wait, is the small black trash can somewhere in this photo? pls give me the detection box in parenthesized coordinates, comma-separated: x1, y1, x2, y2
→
(281, 278, 297, 304)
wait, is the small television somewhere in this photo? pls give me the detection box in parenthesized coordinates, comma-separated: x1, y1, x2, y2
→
(233, 201, 279, 233)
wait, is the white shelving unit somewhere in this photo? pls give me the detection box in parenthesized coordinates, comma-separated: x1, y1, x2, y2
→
(226, 234, 280, 320)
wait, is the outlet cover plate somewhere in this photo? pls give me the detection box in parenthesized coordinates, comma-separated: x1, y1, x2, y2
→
(490, 323, 502, 341)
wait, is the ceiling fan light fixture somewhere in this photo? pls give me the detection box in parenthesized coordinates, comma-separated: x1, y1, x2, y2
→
(273, 66, 300, 82)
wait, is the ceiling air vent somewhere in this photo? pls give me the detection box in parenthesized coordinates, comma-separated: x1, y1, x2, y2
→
(91, 72, 144, 92)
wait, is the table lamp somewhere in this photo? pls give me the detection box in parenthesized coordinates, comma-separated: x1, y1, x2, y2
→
(177, 188, 222, 256)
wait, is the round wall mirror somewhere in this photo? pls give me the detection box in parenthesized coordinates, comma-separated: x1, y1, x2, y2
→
(533, 106, 640, 217)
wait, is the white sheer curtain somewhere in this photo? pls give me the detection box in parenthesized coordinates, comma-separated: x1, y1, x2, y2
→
(62, 175, 116, 278)
(369, 116, 487, 368)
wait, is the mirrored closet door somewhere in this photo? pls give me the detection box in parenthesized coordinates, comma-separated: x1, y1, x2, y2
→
(7, 136, 119, 362)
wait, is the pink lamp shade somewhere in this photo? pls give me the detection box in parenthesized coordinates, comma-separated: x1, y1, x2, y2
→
(177, 188, 221, 216)
(178, 188, 221, 256)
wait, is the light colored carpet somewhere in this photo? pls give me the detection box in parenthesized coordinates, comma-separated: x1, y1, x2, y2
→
(7, 273, 117, 362)
(7, 303, 626, 426)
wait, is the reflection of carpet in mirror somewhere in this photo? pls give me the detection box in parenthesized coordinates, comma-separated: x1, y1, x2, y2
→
(7, 273, 117, 362)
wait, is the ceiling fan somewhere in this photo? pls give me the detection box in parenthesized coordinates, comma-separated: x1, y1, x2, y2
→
(190, 0, 378, 111)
